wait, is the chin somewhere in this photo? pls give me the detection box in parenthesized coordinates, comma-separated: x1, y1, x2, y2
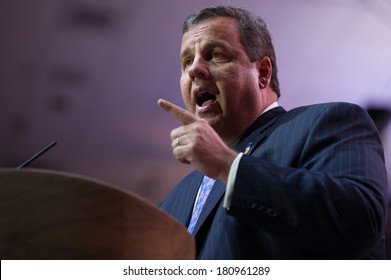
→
(205, 115, 223, 130)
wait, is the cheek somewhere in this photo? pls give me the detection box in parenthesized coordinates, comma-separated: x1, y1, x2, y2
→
(180, 76, 189, 96)
(181, 70, 192, 84)
(180, 77, 193, 110)
(218, 73, 253, 109)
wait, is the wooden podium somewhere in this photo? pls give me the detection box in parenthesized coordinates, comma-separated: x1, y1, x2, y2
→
(0, 168, 195, 259)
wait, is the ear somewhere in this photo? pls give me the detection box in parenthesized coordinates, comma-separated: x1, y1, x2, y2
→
(256, 57, 272, 89)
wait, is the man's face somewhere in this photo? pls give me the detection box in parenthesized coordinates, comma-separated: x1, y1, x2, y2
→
(179, 17, 266, 144)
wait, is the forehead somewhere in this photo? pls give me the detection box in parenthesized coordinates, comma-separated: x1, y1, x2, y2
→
(180, 17, 242, 54)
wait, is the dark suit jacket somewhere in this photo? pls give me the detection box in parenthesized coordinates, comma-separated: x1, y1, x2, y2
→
(160, 102, 388, 259)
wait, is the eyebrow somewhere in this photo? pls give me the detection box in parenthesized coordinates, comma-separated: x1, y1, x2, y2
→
(179, 48, 191, 62)
(179, 40, 231, 61)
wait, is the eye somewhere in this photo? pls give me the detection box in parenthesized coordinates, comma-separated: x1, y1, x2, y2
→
(182, 57, 193, 69)
(209, 50, 227, 63)
(211, 51, 222, 59)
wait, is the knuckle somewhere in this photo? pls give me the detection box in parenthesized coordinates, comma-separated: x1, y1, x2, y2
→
(178, 109, 187, 120)
(193, 121, 203, 131)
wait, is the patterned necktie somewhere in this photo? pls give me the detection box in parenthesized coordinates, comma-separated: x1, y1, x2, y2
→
(187, 175, 215, 234)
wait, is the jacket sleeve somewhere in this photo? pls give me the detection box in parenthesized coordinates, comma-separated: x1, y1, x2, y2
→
(229, 102, 388, 258)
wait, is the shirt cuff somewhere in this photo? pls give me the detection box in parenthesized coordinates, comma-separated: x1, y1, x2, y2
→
(223, 152, 243, 210)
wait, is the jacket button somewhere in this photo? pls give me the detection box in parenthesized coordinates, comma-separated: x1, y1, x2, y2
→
(246, 201, 258, 209)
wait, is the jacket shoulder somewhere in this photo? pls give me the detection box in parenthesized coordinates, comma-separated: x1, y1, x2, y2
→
(287, 102, 366, 114)
(282, 102, 372, 124)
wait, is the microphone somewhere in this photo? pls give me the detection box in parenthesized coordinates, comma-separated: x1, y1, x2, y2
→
(17, 141, 57, 169)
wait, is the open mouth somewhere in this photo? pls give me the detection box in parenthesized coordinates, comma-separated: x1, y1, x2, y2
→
(196, 92, 217, 107)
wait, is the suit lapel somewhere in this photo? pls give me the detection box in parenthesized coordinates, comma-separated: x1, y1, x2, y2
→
(237, 106, 286, 155)
(174, 171, 204, 226)
(191, 106, 286, 236)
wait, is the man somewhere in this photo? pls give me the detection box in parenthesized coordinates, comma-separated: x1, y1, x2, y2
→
(158, 6, 388, 259)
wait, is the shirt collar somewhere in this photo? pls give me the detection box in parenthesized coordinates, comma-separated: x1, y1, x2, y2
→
(262, 101, 279, 114)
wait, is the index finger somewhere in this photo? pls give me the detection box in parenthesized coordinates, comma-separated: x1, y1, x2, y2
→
(158, 98, 198, 125)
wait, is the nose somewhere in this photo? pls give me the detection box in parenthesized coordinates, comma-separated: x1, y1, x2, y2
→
(188, 57, 209, 80)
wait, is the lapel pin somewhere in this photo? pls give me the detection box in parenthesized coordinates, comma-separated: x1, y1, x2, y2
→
(244, 142, 252, 155)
